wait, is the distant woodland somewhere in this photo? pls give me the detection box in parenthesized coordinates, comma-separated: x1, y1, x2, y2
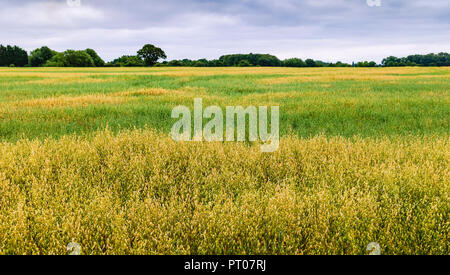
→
(1, 44, 449, 68)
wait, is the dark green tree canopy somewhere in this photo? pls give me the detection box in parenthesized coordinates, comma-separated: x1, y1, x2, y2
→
(85, 48, 105, 67)
(45, 50, 95, 67)
(137, 44, 167, 66)
(382, 53, 449, 67)
(283, 58, 306, 67)
(219, 53, 281, 67)
(29, 46, 57, 67)
(238, 60, 252, 67)
(107, 55, 144, 67)
(305, 59, 316, 67)
(1, 42, 448, 68)
(356, 61, 377, 67)
(0, 45, 28, 67)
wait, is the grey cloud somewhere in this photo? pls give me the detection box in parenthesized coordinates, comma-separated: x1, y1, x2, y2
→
(0, 0, 448, 62)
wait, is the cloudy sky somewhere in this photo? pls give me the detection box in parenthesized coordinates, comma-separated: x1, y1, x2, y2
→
(0, 0, 449, 63)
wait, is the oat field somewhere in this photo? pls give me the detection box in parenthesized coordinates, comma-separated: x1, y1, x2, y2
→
(0, 67, 448, 255)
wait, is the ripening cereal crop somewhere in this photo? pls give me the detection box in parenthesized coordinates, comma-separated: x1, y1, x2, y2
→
(0, 67, 448, 255)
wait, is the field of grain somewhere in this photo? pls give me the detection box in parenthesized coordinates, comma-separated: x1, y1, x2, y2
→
(0, 67, 448, 255)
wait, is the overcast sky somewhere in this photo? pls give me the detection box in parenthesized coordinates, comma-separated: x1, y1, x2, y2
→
(0, 0, 449, 63)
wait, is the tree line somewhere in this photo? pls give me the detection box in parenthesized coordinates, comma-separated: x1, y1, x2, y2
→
(382, 53, 450, 67)
(0, 44, 166, 68)
(1, 44, 448, 67)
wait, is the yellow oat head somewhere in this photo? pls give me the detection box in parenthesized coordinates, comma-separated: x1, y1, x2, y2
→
(0, 130, 447, 255)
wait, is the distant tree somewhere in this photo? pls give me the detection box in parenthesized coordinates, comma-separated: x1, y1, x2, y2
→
(283, 58, 306, 67)
(107, 55, 144, 67)
(29, 46, 56, 67)
(356, 61, 377, 67)
(167, 58, 226, 67)
(257, 55, 281, 66)
(314, 61, 327, 67)
(0, 45, 28, 67)
(219, 54, 281, 67)
(45, 50, 95, 67)
(13, 46, 29, 67)
(137, 44, 167, 66)
(208, 59, 224, 67)
(193, 60, 207, 67)
(305, 59, 316, 67)
(0, 45, 5, 66)
(329, 61, 351, 67)
(193, 59, 208, 67)
(382, 55, 422, 67)
(167, 60, 183, 66)
(44, 53, 67, 67)
(405, 55, 422, 66)
(100, 51, 450, 68)
(66, 50, 95, 67)
(181, 59, 193, 66)
(382, 56, 400, 67)
(436, 52, 449, 66)
(85, 48, 105, 67)
(334, 61, 351, 67)
(238, 60, 252, 67)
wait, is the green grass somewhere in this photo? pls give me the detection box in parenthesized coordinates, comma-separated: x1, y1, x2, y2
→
(0, 67, 448, 141)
